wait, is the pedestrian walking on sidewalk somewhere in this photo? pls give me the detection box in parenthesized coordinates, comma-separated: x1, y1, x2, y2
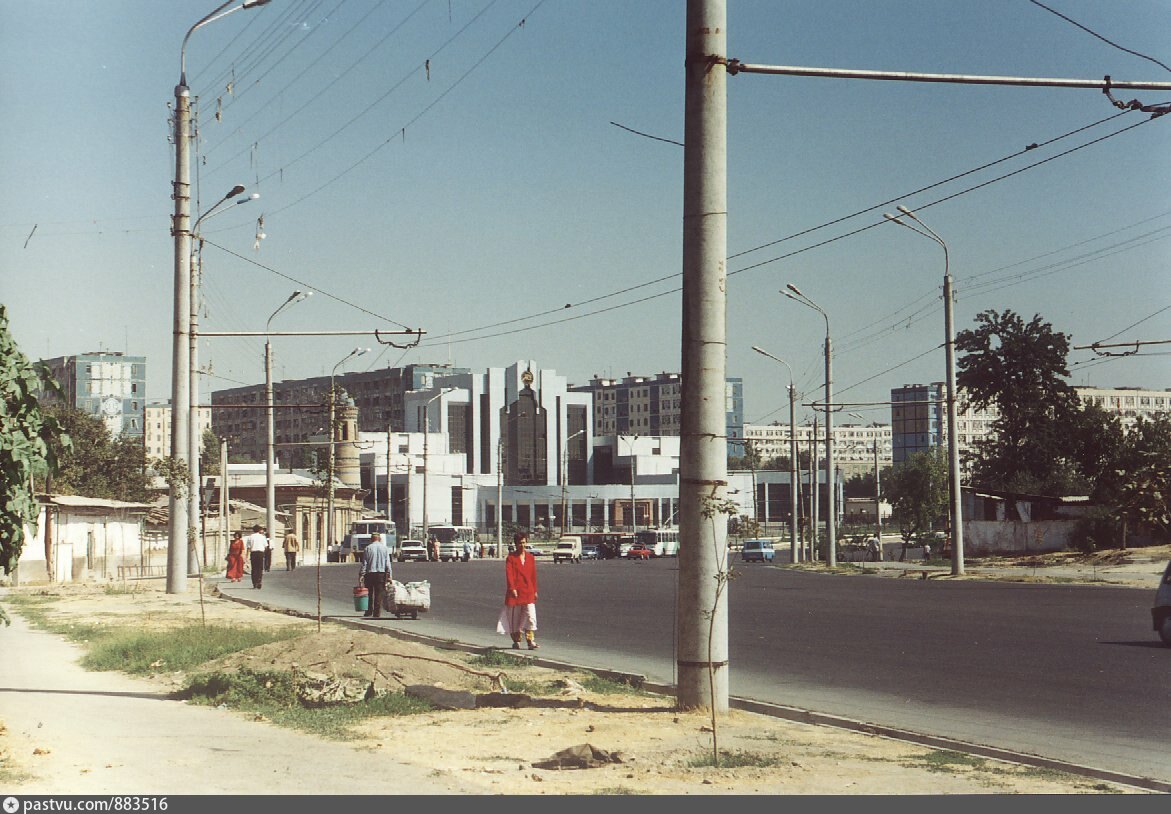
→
(226, 531, 245, 582)
(497, 531, 539, 650)
(359, 532, 392, 618)
(283, 530, 300, 571)
(246, 525, 268, 589)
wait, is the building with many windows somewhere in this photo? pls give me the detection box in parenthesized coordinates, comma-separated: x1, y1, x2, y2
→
(41, 352, 147, 439)
(1075, 386, 1171, 428)
(742, 423, 892, 479)
(570, 372, 745, 457)
(210, 363, 467, 467)
(889, 383, 998, 468)
(143, 402, 212, 461)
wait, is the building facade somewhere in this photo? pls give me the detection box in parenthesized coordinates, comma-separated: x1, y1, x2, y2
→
(1075, 386, 1171, 428)
(889, 383, 998, 467)
(210, 363, 467, 467)
(569, 372, 745, 457)
(41, 352, 147, 439)
(742, 422, 892, 479)
(144, 402, 212, 461)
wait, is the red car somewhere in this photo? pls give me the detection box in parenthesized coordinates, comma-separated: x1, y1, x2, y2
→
(626, 543, 654, 560)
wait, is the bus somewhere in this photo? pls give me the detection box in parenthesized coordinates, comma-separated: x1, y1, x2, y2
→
(635, 528, 680, 557)
(425, 524, 478, 562)
(340, 518, 398, 561)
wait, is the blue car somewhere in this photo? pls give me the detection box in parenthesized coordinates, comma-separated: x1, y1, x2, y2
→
(741, 539, 775, 563)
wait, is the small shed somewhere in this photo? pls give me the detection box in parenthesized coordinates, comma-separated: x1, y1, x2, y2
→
(14, 495, 154, 585)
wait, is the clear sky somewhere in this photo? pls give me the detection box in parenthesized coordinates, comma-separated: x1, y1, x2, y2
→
(2, 0, 1168, 428)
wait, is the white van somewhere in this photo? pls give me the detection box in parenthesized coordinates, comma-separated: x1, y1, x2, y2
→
(553, 536, 583, 564)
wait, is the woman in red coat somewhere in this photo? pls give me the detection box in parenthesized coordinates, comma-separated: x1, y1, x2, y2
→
(496, 531, 539, 649)
(225, 531, 245, 582)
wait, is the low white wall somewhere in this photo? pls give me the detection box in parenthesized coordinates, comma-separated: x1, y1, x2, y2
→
(964, 520, 1075, 555)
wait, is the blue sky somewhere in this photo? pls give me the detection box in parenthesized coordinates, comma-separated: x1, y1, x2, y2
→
(2, 0, 1168, 427)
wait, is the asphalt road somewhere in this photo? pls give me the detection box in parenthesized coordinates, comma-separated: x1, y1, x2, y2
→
(227, 556, 1171, 785)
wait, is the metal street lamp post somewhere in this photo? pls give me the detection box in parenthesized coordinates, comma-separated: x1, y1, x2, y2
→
(169, 0, 270, 595)
(560, 429, 586, 535)
(421, 388, 455, 549)
(264, 290, 311, 552)
(190, 185, 257, 573)
(622, 434, 640, 533)
(784, 284, 837, 567)
(752, 346, 801, 564)
(883, 206, 965, 575)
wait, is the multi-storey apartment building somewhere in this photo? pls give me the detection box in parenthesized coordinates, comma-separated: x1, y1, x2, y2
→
(211, 363, 467, 466)
(890, 383, 999, 467)
(1075, 386, 1171, 428)
(41, 352, 147, 439)
(570, 372, 745, 456)
(144, 403, 212, 461)
(742, 423, 892, 479)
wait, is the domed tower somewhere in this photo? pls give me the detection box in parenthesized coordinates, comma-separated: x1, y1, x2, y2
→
(334, 392, 362, 490)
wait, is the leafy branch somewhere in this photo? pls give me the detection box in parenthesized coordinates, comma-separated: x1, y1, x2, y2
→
(698, 492, 739, 767)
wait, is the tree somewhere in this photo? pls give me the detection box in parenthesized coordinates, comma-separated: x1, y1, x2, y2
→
(956, 309, 1088, 494)
(1104, 415, 1171, 542)
(0, 305, 68, 575)
(883, 450, 948, 553)
(43, 406, 151, 502)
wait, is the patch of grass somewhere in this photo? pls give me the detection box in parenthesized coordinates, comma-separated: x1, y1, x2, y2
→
(504, 677, 562, 695)
(580, 673, 655, 697)
(179, 667, 433, 739)
(902, 749, 989, 773)
(102, 583, 144, 595)
(470, 649, 532, 668)
(685, 749, 784, 768)
(81, 624, 301, 674)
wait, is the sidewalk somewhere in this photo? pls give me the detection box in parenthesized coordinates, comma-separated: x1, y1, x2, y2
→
(0, 608, 474, 795)
(826, 556, 1166, 588)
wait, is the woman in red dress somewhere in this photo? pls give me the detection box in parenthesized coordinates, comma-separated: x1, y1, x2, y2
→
(226, 531, 245, 582)
(496, 531, 539, 649)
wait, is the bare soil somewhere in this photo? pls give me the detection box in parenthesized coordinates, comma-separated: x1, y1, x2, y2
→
(0, 578, 1153, 795)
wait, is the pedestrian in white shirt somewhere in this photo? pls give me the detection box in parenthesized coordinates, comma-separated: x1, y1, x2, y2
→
(246, 525, 268, 589)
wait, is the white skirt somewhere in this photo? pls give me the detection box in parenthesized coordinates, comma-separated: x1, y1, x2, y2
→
(496, 604, 537, 635)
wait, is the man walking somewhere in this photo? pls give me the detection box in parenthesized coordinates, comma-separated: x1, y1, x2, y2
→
(283, 529, 300, 571)
(358, 532, 392, 619)
(246, 524, 268, 589)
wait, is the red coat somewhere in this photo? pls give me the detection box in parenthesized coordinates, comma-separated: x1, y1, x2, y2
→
(504, 551, 538, 606)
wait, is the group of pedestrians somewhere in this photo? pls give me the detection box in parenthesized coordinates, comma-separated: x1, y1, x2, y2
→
(224, 526, 301, 589)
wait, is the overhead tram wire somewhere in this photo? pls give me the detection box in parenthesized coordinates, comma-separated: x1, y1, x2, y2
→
(201, 0, 429, 160)
(261, 0, 547, 219)
(1094, 304, 1171, 345)
(200, 238, 416, 331)
(193, 0, 322, 102)
(212, 0, 509, 189)
(1025, 0, 1171, 75)
(192, 106, 1162, 356)
(203, 0, 340, 112)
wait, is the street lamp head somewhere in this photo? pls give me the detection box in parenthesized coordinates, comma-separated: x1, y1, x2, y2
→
(227, 184, 246, 198)
(882, 213, 905, 225)
(785, 283, 803, 297)
(243, 0, 272, 7)
(896, 205, 913, 216)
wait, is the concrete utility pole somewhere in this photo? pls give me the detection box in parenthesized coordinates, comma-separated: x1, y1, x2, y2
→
(265, 291, 311, 552)
(678, 0, 729, 713)
(883, 207, 964, 575)
(751, 346, 799, 563)
(168, 0, 271, 595)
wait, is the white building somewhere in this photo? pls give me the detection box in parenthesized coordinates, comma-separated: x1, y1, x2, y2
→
(144, 402, 212, 461)
(743, 422, 892, 479)
(1075, 385, 1171, 429)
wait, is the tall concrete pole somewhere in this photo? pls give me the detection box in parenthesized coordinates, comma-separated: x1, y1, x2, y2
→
(788, 384, 798, 563)
(824, 330, 836, 567)
(168, 76, 192, 595)
(678, 0, 728, 713)
(265, 340, 276, 546)
(942, 272, 965, 575)
(496, 436, 503, 558)
(188, 252, 201, 575)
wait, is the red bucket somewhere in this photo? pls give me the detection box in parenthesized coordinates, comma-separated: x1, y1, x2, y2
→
(352, 586, 369, 613)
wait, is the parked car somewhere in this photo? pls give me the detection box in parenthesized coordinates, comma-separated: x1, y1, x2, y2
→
(1152, 560, 1171, 646)
(741, 539, 775, 563)
(617, 537, 636, 557)
(397, 539, 428, 562)
(626, 543, 654, 560)
(527, 544, 547, 557)
(581, 543, 602, 560)
(553, 536, 583, 564)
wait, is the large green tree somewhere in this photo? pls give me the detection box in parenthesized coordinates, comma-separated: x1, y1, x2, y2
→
(955, 309, 1101, 494)
(43, 406, 151, 502)
(0, 305, 68, 575)
(883, 449, 948, 547)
